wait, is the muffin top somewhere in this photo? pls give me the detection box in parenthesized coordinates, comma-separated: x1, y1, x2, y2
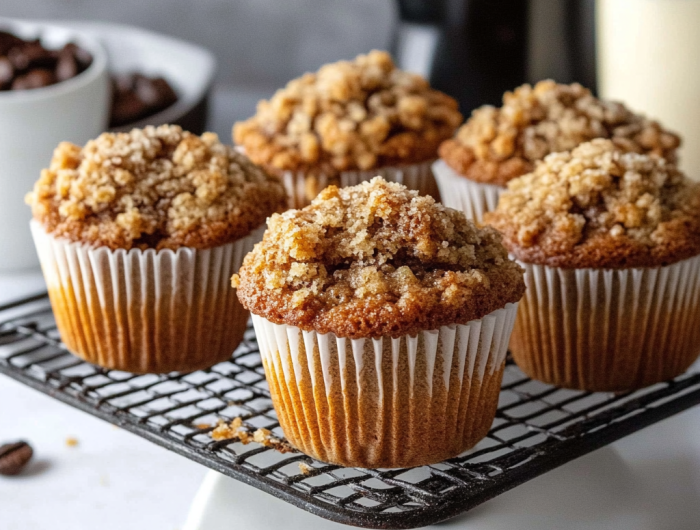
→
(439, 80, 681, 187)
(485, 139, 700, 268)
(233, 50, 462, 177)
(234, 177, 524, 338)
(27, 125, 287, 250)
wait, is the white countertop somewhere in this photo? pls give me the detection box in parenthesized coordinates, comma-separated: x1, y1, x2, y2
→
(3, 272, 700, 530)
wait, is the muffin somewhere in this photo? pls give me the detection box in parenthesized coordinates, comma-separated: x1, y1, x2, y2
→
(234, 177, 525, 468)
(434, 80, 681, 223)
(233, 50, 462, 208)
(486, 139, 700, 391)
(26, 125, 287, 374)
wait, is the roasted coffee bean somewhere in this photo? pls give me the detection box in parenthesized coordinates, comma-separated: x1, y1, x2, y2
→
(0, 30, 24, 55)
(12, 68, 56, 90)
(62, 42, 92, 70)
(0, 441, 33, 476)
(56, 50, 78, 82)
(0, 56, 13, 89)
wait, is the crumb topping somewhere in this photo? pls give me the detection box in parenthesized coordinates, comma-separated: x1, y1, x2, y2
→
(485, 139, 700, 268)
(27, 125, 287, 250)
(211, 418, 294, 453)
(439, 80, 681, 187)
(233, 50, 462, 176)
(235, 177, 524, 338)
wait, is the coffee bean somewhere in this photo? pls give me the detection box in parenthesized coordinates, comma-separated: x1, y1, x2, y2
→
(109, 73, 178, 127)
(56, 50, 78, 82)
(0, 56, 13, 89)
(0, 441, 33, 476)
(11, 68, 56, 90)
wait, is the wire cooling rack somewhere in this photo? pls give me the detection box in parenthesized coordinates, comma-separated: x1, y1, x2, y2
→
(2, 293, 700, 529)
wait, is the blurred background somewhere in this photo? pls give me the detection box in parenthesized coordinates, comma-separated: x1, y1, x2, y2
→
(2, 0, 595, 139)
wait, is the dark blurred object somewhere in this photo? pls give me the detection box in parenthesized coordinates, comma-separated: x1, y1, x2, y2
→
(0, 30, 92, 91)
(393, 0, 596, 113)
(110, 73, 178, 128)
(0, 440, 33, 476)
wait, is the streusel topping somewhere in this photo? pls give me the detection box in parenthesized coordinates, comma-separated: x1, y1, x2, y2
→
(233, 50, 462, 177)
(485, 139, 700, 268)
(27, 125, 287, 250)
(439, 80, 681, 187)
(235, 177, 524, 338)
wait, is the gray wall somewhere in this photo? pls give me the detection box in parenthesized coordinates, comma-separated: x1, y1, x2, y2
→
(2, 0, 397, 90)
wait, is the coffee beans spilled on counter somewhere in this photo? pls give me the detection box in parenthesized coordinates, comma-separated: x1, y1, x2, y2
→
(0, 440, 33, 476)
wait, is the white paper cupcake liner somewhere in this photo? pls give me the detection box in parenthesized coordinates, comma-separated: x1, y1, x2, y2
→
(281, 160, 438, 209)
(432, 160, 503, 223)
(31, 221, 263, 374)
(251, 303, 518, 468)
(511, 256, 700, 391)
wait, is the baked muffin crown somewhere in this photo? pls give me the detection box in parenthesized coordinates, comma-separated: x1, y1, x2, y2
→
(235, 177, 524, 338)
(439, 80, 681, 187)
(27, 125, 287, 250)
(233, 50, 462, 177)
(485, 139, 700, 268)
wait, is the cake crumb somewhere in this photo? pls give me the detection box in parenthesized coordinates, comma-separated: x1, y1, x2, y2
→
(211, 418, 294, 454)
(298, 462, 313, 475)
(65, 437, 79, 448)
(194, 423, 211, 430)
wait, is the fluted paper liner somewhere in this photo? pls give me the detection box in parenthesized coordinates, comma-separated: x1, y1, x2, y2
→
(281, 160, 438, 209)
(252, 303, 518, 468)
(31, 221, 261, 374)
(511, 256, 700, 391)
(432, 160, 503, 223)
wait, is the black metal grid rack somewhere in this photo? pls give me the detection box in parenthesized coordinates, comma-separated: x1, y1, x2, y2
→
(2, 293, 700, 529)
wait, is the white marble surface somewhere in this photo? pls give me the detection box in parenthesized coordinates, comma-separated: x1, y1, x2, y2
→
(0, 271, 209, 530)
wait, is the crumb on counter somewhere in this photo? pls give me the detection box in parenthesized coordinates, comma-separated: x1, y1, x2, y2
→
(439, 80, 681, 186)
(211, 418, 294, 454)
(234, 50, 462, 176)
(65, 437, 79, 448)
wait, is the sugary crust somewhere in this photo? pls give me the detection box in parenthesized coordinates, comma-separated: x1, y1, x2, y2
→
(235, 177, 525, 338)
(26, 125, 287, 250)
(439, 80, 681, 187)
(233, 50, 462, 176)
(485, 139, 700, 268)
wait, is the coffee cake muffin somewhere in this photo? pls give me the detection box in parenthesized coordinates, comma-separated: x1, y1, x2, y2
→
(234, 50, 462, 208)
(486, 139, 700, 391)
(433, 80, 681, 223)
(27, 125, 286, 373)
(234, 177, 525, 468)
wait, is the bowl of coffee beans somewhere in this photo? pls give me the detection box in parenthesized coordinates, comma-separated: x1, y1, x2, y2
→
(0, 18, 110, 271)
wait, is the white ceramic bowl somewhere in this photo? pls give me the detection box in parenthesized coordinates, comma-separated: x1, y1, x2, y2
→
(0, 18, 110, 272)
(57, 21, 216, 133)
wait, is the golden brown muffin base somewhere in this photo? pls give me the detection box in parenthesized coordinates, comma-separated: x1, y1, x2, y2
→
(510, 260, 700, 391)
(260, 325, 504, 468)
